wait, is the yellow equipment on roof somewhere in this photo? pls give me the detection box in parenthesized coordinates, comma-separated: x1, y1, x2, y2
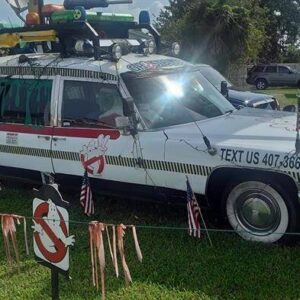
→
(0, 30, 57, 48)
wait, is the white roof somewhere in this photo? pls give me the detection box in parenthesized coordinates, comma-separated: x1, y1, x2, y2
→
(0, 52, 192, 79)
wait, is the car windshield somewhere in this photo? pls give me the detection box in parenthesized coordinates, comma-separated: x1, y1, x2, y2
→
(198, 66, 233, 90)
(123, 71, 234, 129)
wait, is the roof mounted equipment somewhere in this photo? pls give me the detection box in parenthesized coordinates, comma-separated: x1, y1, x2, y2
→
(64, 0, 133, 9)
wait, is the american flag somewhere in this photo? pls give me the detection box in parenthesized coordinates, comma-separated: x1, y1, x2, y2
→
(186, 178, 201, 238)
(80, 169, 94, 216)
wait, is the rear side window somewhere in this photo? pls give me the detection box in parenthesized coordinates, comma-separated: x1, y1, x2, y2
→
(62, 80, 124, 128)
(278, 66, 290, 74)
(0, 79, 52, 125)
(253, 66, 265, 72)
(265, 66, 277, 73)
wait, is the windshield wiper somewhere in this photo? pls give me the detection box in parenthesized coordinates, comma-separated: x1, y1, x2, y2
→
(225, 110, 234, 114)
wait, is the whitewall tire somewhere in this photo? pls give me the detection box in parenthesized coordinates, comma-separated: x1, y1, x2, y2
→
(226, 181, 290, 243)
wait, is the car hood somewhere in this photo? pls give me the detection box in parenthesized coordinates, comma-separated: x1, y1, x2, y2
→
(164, 108, 296, 153)
(228, 88, 274, 105)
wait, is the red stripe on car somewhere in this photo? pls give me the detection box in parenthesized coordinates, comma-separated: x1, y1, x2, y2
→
(0, 124, 121, 140)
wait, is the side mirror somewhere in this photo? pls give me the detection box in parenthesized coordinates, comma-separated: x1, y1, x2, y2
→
(115, 116, 138, 136)
(221, 81, 229, 98)
(123, 97, 135, 117)
(115, 116, 130, 129)
(283, 105, 296, 112)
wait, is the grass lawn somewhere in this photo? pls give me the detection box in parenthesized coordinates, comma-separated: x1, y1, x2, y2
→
(1, 186, 300, 300)
(261, 87, 299, 107)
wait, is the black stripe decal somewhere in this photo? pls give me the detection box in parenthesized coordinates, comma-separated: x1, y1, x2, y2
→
(3, 144, 300, 180)
(0, 66, 117, 81)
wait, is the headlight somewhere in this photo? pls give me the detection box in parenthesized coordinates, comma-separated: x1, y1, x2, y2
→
(141, 40, 156, 56)
(111, 43, 122, 61)
(147, 40, 156, 55)
(172, 42, 181, 56)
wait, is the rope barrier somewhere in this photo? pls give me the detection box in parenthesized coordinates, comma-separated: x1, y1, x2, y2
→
(3, 214, 300, 237)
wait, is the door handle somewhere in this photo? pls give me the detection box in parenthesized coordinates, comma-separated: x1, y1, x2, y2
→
(37, 135, 51, 141)
(53, 137, 67, 142)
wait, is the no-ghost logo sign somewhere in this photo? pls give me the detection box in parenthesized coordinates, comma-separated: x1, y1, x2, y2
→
(32, 184, 75, 274)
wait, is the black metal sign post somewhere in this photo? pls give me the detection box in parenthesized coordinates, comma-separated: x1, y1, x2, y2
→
(33, 184, 75, 300)
(51, 270, 59, 300)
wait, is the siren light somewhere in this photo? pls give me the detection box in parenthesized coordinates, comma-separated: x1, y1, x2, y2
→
(139, 10, 150, 25)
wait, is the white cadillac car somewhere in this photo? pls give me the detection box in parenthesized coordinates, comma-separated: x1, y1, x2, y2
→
(0, 51, 299, 244)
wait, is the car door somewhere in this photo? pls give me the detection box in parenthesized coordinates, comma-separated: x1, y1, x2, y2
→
(278, 66, 297, 86)
(0, 76, 56, 180)
(51, 77, 166, 196)
(264, 66, 279, 85)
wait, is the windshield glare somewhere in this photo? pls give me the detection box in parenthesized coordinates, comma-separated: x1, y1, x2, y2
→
(123, 71, 234, 129)
(198, 66, 232, 90)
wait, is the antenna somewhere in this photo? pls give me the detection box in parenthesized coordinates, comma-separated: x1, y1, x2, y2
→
(5, 0, 28, 22)
(64, 0, 132, 9)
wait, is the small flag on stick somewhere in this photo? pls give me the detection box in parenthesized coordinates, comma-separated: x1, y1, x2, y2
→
(186, 177, 201, 238)
(80, 169, 94, 216)
(186, 177, 213, 246)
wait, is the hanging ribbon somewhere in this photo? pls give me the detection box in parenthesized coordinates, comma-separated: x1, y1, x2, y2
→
(106, 226, 119, 277)
(0, 214, 29, 270)
(117, 224, 132, 285)
(132, 226, 143, 263)
(89, 222, 143, 295)
(89, 221, 106, 299)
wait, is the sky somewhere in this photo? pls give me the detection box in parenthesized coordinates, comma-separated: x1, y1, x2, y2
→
(1, 0, 169, 24)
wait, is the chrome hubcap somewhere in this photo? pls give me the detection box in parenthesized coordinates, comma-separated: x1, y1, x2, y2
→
(257, 82, 265, 89)
(235, 191, 280, 235)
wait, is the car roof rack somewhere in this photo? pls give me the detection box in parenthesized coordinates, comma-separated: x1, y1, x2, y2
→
(1, 0, 161, 60)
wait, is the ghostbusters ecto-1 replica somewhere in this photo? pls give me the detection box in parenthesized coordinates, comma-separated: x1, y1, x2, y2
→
(1, 0, 300, 244)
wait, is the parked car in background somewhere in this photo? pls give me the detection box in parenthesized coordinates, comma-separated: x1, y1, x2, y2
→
(198, 65, 279, 110)
(246, 64, 300, 90)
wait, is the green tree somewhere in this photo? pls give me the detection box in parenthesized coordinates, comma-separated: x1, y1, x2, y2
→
(258, 0, 300, 62)
(156, 0, 267, 73)
(282, 44, 300, 63)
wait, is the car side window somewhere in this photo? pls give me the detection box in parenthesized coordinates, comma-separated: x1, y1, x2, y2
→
(265, 66, 277, 73)
(254, 66, 265, 72)
(278, 66, 290, 74)
(62, 80, 124, 128)
(0, 79, 52, 126)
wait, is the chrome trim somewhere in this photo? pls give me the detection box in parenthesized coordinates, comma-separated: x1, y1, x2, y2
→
(51, 75, 61, 127)
(252, 99, 275, 107)
(205, 165, 299, 197)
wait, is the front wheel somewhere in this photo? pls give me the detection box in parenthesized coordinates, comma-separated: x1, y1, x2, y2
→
(226, 181, 298, 243)
(256, 78, 268, 90)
